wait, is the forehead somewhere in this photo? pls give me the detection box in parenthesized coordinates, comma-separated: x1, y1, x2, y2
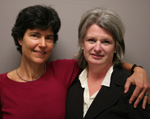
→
(85, 24, 113, 39)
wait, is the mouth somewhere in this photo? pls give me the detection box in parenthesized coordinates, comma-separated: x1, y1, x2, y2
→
(33, 50, 46, 55)
(91, 54, 104, 58)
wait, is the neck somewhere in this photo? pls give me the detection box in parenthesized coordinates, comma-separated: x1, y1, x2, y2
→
(87, 63, 112, 97)
(17, 61, 46, 81)
(87, 63, 112, 81)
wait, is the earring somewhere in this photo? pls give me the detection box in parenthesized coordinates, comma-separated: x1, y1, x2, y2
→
(82, 47, 83, 50)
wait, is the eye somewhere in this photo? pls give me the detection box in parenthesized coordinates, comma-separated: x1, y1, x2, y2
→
(104, 40, 110, 43)
(31, 34, 38, 37)
(88, 39, 94, 41)
(46, 35, 54, 42)
(102, 39, 111, 44)
(87, 39, 96, 43)
(30, 34, 40, 40)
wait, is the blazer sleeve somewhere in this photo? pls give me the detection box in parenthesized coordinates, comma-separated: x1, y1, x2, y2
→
(126, 85, 150, 119)
(113, 65, 150, 119)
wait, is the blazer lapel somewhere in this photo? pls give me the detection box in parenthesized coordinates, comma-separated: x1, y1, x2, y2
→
(84, 65, 127, 119)
(84, 83, 119, 119)
(68, 81, 84, 119)
(68, 65, 127, 119)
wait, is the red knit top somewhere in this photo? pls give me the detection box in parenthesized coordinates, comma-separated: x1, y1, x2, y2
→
(0, 59, 80, 119)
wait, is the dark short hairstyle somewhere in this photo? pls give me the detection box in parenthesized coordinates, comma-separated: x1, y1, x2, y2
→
(11, 5, 61, 54)
(75, 7, 125, 69)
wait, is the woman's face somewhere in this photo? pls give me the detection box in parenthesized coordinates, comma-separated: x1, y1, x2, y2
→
(82, 24, 116, 67)
(18, 27, 54, 64)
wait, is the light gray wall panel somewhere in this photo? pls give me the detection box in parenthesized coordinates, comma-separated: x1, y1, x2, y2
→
(0, 0, 150, 79)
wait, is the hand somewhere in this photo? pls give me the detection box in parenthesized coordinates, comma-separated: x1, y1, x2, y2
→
(143, 89, 150, 109)
(124, 67, 150, 109)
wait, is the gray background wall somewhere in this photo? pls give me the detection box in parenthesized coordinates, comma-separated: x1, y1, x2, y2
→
(0, 0, 150, 80)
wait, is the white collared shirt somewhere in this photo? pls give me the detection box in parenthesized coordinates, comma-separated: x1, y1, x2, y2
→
(79, 65, 114, 117)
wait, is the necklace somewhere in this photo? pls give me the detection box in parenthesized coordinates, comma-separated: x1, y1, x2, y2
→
(16, 64, 46, 82)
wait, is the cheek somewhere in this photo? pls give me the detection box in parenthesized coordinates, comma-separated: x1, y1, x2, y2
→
(47, 43, 54, 52)
(106, 47, 115, 57)
(21, 41, 33, 53)
(83, 45, 91, 61)
(24, 39, 37, 48)
(83, 43, 93, 52)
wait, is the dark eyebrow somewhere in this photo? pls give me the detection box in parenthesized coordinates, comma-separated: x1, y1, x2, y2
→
(46, 35, 54, 39)
(29, 32, 40, 35)
(47, 35, 54, 37)
(29, 32, 54, 37)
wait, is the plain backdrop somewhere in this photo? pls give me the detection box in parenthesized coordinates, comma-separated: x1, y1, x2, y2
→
(0, 0, 150, 80)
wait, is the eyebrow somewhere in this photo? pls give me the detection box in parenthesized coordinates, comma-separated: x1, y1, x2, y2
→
(84, 36, 95, 39)
(46, 35, 54, 38)
(29, 32, 40, 35)
(29, 32, 54, 37)
(86, 35, 113, 40)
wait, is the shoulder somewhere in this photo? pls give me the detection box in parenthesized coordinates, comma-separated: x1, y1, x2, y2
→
(112, 65, 131, 86)
(0, 72, 9, 89)
(46, 59, 81, 88)
(0, 72, 8, 81)
(47, 59, 78, 67)
(46, 59, 80, 73)
(68, 78, 81, 91)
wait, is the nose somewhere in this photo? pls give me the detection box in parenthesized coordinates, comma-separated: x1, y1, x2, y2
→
(39, 37, 46, 47)
(94, 41, 102, 52)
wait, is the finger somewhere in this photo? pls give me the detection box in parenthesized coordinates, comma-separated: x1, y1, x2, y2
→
(142, 96, 148, 109)
(146, 91, 150, 104)
(134, 83, 148, 108)
(129, 85, 143, 104)
(133, 89, 146, 108)
(124, 78, 132, 93)
(148, 96, 150, 104)
(146, 85, 150, 104)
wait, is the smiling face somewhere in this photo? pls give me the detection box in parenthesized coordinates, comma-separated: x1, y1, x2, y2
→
(82, 24, 116, 68)
(18, 27, 54, 64)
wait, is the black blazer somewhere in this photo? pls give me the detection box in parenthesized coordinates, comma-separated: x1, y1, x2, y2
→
(66, 65, 150, 119)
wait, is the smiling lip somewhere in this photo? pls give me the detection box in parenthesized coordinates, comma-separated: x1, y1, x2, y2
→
(33, 50, 46, 55)
(91, 54, 104, 59)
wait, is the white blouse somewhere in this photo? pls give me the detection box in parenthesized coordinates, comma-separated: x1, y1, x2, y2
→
(79, 65, 113, 117)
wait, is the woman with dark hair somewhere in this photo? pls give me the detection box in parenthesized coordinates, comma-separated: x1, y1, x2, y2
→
(66, 7, 150, 119)
(0, 5, 149, 119)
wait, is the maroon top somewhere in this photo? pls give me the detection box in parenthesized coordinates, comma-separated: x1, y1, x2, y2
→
(0, 59, 80, 119)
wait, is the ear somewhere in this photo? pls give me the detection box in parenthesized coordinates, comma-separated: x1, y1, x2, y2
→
(18, 38, 23, 46)
(114, 47, 117, 53)
(81, 41, 84, 49)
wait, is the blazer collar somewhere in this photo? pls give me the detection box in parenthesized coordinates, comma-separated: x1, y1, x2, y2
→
(68, 79, 120, 119)
(68, 65, 130, 119)
(84, 84, 119, 119)
(84, 65, 130, 119)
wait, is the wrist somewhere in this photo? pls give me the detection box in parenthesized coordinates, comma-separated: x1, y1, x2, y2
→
(131, 64, 143, 74)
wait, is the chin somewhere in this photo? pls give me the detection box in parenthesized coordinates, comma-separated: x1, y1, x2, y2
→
(88, 60, 104, 66)
(33, 59, 47, 64)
